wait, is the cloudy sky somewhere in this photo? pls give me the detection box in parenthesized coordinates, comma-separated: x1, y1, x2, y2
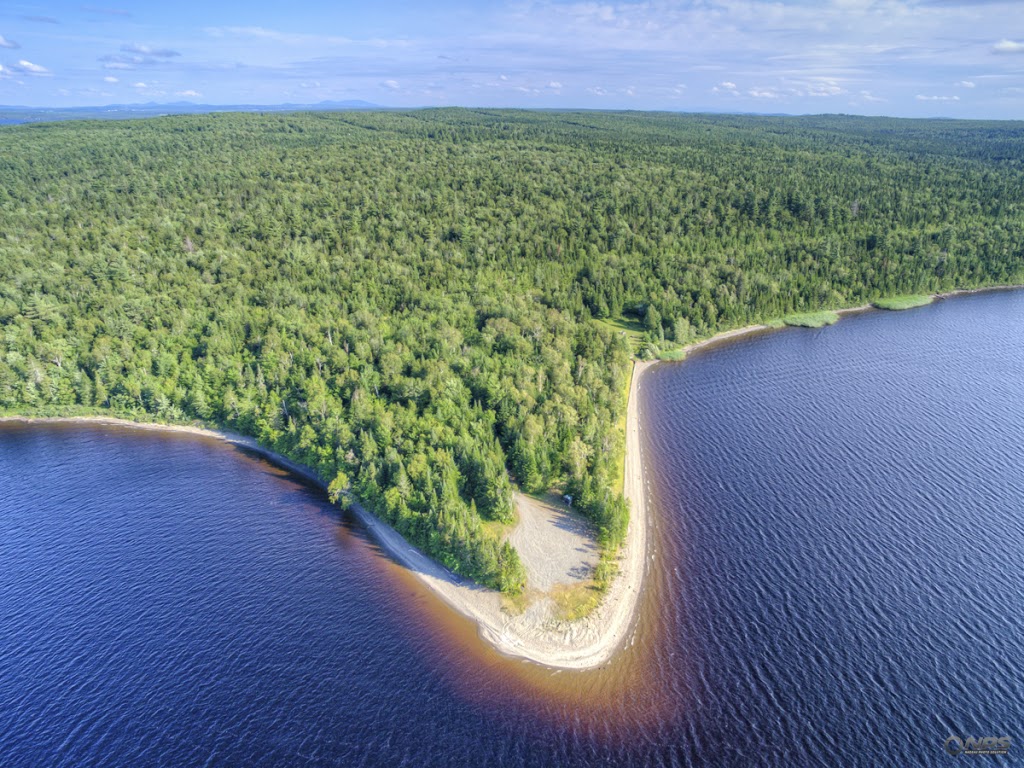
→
(0, 1, 1022, 117)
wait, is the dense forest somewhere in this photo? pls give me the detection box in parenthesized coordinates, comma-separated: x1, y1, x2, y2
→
(1, 110, 1022, 592)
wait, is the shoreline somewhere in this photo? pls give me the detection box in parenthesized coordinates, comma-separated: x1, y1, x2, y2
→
(673, 284, 1022, 359)
(3, 284, 1015, 669)
(0, 362, 653, 669)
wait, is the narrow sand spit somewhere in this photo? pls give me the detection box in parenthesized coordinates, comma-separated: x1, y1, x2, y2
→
(354, 358, 652, 667)
(0, 363, 652, 668)
(5, 286, 1019, 667)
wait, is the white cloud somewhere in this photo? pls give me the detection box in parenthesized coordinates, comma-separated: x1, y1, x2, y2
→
(104, 76, 119, 83)
(804, 79, 843, 97)
(916, 94, 959, 102)
(0, 35, 20, 49)
(132, 81, 147, 88)
(121, 43, 180, 58)
(219, 26, 313, 42)
(176, 89, 201, 97)
(15, 60, 50, 75)
(474, 0, 1024, 116)
(100, 53, 145, 69)
(203, 25, 411, 49)
(992, 39, 1024, 54)
(3, 0, 1018, 116)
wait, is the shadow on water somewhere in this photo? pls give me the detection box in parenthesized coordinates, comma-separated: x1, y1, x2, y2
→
(226, 438, 687, 733)
(0, 414, 692, 754)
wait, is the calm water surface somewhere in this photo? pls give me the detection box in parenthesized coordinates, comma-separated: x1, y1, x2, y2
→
(2, 290, 1023, 766)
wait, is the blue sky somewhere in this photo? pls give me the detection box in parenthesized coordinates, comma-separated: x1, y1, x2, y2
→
(0, 1, 1022, 117)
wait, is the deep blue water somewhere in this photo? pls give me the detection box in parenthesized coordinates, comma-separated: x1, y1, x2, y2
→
(639, 289, 1024, 766)
(2, 290, 1022, 766)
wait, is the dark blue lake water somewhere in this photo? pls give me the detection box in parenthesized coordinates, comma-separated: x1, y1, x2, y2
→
(2, 290, 1022, 766)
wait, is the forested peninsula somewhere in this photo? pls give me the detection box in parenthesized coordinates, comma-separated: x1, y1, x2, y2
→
(2, 110, 1022, 595)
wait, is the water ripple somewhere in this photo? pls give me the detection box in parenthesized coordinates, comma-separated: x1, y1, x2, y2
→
(3, 291, 1024, 766)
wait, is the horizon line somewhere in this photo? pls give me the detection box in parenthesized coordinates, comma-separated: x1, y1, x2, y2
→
(0, 101, 1011, 124)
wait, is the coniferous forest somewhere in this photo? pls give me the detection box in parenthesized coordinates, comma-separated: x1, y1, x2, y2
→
(2, 109, 1022, 591)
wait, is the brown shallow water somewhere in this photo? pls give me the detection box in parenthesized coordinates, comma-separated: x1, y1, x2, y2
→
(3, 290, 1024, 766)
(0, 420, 682, 765)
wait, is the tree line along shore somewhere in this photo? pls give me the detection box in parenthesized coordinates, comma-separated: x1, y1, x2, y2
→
(1, 109, 1022, 599)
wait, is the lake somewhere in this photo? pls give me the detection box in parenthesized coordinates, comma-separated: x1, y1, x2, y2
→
(2, 290, 1022, 766)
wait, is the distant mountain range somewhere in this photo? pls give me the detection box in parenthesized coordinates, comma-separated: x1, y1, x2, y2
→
(0, 100, 384, 124)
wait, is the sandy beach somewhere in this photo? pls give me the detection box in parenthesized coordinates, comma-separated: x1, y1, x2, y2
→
(355, 358, 654, 667)
(6, 286, 1009, 668)
(0, 361, 654, 669)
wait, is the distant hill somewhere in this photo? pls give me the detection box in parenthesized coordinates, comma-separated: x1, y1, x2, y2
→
(0, 100, 384, 124)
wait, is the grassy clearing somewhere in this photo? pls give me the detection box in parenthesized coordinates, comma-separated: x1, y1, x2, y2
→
(501, 587, 535, 616)
(657, 347, 687, 361)
(481, 517, 515, 542)
(596, 315, 646, 357)
(873, 294, 934, 311)
(783, 311, 841, 328)
(558, 544, 621, 620)
(598, 315, 646, 337)
(550, 581, 604, 621)
(548, 546, 618, 620)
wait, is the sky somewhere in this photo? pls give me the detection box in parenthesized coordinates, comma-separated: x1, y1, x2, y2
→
(0, 1, 1022, 118)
